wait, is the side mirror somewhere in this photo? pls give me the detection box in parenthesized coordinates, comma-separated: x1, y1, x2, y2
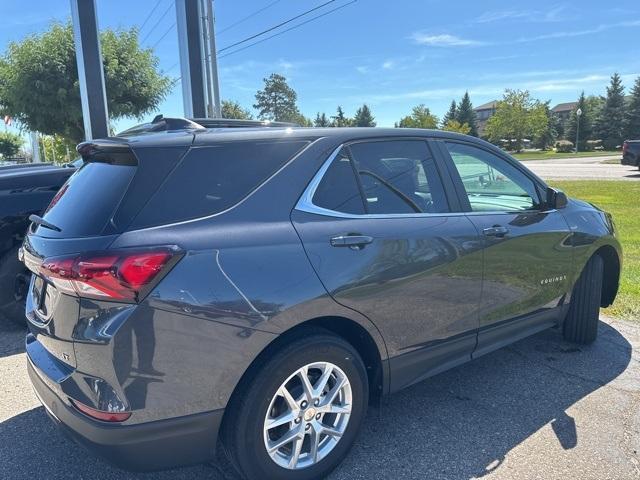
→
(546, 187, 568, 209)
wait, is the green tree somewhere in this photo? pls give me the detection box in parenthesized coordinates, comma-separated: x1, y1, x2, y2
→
(314, 112, 330, 127)
(534, 101, 558, 150)
(484, 89, 549, 152)
(353, 104, 376, 127)
(221, 100, 253, 119)
(455, 92, 478, 136)
(594, 73, 626, 149)
(0, 23, 171, 144)
(0, 131, 23, 157)
(441, 100, 457, 128)
(565, 92, 593, 151)
(39, 134, 76, 164)
(442, 119, 471, 135)
(253, 73, 302, 123)
(331, 106, 352, 127)
(396, 104, 439, 129)
(624, 76, 640, 139)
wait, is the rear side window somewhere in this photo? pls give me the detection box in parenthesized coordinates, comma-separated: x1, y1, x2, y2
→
(312, 149, 365, 214)
(131, 140, 309, 228)
(40, 162, 136, 237)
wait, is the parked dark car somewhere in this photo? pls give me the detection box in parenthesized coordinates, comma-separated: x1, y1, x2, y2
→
(0, 162, 76, 324)
(622, 140, 640, 168)
(22, 124, 621, 480)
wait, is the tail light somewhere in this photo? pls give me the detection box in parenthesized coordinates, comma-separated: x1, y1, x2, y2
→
(71, 399, 131, 422)
(623, 141, 628, 154)
(39, 247, 181, 302)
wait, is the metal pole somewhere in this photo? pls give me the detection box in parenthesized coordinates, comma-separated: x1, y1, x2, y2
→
(205, 0, 221, 117)
(176, 0, 207, 118)
(199, 0, 214, 118)
(575, 110, 581, 154)
(30, 132, 41, 163)
(70, 0, 109, 140)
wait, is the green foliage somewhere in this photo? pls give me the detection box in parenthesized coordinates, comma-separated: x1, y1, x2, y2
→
(253, 73, 302, 123)
(442, 119, 471, 135)
(396, 104, 438, 129)
(221, 100, 253, 119)
(624, 76, 640, 140)
(594, 73, 626, 149)
(441, 100, 457, 128)
(565, 92, 594, 151)
(484, 89, 549, 152)
(39, 134, 77, 164)
(554, 140, 574, 153)
(353, 104, 376, 127)
(0, 131, 23, 157)
(455, 92, 478, 136)
(331, 106, 352, 127)
(533, 101, 557, 149)
(0, 22, 172, 144)
(314, 112, 330, 127)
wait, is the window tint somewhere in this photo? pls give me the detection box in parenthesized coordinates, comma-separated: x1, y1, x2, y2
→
(348, 140, 449, 214)
(132, 140, 308, 228)
(40, 162, 136, 237)
(446, 142, 540, 212)
(312, 149, 365, 214)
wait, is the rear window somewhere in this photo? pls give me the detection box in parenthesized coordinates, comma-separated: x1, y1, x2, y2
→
(40, 162, 136, 237)
(130, 140, 309, 228)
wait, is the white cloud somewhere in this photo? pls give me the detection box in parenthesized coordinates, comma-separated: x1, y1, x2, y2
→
(382, 60, 395, 69)
(411, 33, 485, 47)
(516, 20, 640, 42)
(475, 5, 568, 24)
(356, 66, 369, 74)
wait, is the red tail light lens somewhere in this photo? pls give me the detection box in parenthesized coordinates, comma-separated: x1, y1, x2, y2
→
(39, 248, 179, 301)
(71, 399, 131, 422)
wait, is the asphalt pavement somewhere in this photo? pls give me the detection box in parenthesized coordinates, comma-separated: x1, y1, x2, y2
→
(522, 155, 640, 181)
(1, 315, 639, 480)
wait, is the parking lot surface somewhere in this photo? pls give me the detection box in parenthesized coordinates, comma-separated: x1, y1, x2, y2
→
(1, 316, 638, 480)
(522, 155, 640, 181)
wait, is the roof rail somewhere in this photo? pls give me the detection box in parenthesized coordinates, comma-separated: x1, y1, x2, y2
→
(190, 118, 298, 128)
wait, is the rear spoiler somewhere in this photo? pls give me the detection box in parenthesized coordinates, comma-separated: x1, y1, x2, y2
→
(76, 139, 137, 166)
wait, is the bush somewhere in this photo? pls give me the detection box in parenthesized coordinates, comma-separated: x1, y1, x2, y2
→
(585, 139, 603, 151)
(554, 140, 574, 153)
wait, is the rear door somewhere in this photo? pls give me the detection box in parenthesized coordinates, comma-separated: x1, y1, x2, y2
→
(292, 138, 483, 392)
(437, 140, 573, 357)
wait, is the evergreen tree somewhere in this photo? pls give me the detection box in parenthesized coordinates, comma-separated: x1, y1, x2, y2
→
(455, 92, 478, 136)
(566, 92, 593, 151)
(353, 104, 376, 127)
(594, 73, 626, 149)
(253, 73, 302, 122)
(331, 106, 352, 127)
(221, 100, 253, 120)
(314, 112, 330, 127)
(624, 76, 640, 139)
(441, 100, 457, 128)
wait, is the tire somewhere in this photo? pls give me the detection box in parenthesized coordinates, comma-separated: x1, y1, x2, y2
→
(0, 246, 29, 326)
(563, 254, 604, 344)
(222, 331, 368, 480)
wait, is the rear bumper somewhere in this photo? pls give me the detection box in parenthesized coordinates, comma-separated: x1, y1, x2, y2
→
(622, 153, 638, 166)
(27, 354, 224, 472)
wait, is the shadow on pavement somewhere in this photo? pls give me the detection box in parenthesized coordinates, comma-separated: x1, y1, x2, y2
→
(0, 321, 632, 480)
(0, 320, 26, 358)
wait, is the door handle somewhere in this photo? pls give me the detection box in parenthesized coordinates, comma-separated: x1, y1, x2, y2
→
(330, 235, 374, 249)
(482, 225, 509, 237)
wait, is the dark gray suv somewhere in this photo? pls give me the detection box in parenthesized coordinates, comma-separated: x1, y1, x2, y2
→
(22, 123, 621, 480)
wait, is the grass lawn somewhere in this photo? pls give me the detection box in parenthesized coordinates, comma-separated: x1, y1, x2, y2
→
(513, 150, 620, 161)
(551, 180, 640, 321)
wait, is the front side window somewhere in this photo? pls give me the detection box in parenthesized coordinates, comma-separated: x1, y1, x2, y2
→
(445, 142, 540, 212)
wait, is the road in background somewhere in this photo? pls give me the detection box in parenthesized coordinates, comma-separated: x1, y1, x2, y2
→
(522, 155, 639, 181)
(1, 316, 638, 479)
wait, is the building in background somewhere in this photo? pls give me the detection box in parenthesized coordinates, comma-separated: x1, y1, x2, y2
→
(473, 100, 498, 137)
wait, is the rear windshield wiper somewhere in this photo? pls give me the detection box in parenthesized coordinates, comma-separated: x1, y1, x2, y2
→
(29, 214, 62, 232)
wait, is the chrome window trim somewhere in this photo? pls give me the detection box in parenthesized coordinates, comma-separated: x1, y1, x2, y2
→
(294, 143, 550, 220)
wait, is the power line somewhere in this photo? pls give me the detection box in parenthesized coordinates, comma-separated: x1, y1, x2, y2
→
(141, 1, 174, 44)
(218, 0, 357, 59)
(139, 0, 164, 34)
(218, 0, 337, 53)
(151, 22, 176, 49)
(217, 0, 282, 36)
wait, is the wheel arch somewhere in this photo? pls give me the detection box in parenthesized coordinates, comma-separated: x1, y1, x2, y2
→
(593, 245, 621, 308)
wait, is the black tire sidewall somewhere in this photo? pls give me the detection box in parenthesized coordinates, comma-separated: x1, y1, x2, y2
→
(230, 335, 368, 480)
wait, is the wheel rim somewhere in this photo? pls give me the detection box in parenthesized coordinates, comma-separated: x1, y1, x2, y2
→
(263, 361, 353, 470)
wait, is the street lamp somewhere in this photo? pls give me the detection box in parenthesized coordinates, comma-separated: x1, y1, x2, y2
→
(575, 107, 582, 153)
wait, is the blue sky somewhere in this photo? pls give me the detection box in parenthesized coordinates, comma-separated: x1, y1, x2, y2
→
(2, 0, 640, 136)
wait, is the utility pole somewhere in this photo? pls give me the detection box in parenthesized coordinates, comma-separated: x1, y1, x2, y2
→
(70, 0, 109, 140)
(30, 132, 41, 163)
(176, 0, 221, 118)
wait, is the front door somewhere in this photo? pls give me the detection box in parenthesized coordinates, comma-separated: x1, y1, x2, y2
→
(440, 141, 573, 357)
(292, 139, 483, 391)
